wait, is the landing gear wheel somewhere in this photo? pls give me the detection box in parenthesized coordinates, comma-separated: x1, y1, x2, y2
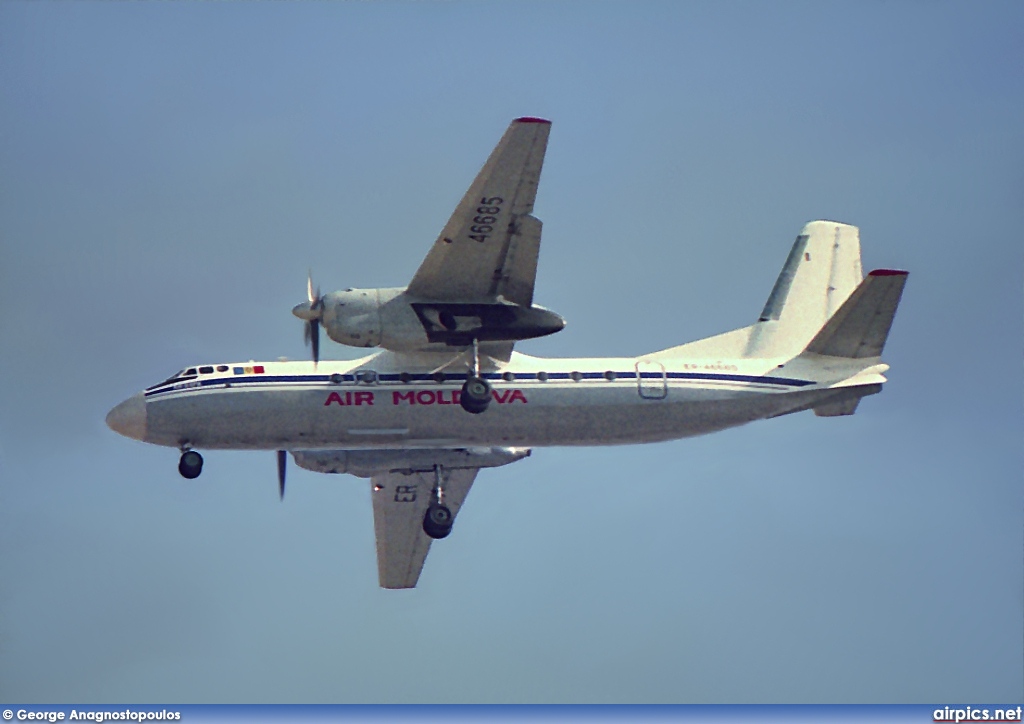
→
(178, 450, 203, 479)
(460, 375, 491, 414)
(423, 503, 453, 539)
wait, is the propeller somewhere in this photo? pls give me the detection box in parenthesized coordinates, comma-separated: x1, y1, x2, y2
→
(292, 271, 324, 367)
(277, 449, 287, 500)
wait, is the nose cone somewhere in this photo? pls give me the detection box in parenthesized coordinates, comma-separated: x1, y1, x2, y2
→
(106, 393, 147, 441)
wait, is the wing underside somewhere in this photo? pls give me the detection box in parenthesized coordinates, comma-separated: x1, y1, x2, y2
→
(407, 118, 551, 306)
(370, 467, 478, 589)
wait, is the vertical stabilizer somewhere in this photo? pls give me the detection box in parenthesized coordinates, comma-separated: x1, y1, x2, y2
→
(745, 221, 863, 359)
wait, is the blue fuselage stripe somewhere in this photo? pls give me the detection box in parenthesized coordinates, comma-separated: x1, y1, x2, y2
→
(143, 370, 813, 398)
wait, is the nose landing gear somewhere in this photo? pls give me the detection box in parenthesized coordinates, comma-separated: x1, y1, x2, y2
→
(178, 448, 203, 479)
(422, 464, 454, 539)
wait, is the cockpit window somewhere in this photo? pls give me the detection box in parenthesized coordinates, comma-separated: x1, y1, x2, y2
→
(146, 368, 196, 391)
(216, 365, 228, 372)
(199, 366, 214, 375)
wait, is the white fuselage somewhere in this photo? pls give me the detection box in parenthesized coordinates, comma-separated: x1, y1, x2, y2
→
(118, 351, 876, 452)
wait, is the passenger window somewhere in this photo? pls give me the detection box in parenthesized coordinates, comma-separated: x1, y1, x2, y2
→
(604, 371, 617, 381)
(570, 371, 583, 382)
(503, 372, 515, 382)
(537, 371, 548, 382)
(355, 370, 377, 385)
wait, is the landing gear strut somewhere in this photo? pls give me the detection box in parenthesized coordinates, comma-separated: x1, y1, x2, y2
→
(460, 338, 491, 414)
(178, 449, 203, 479)
(422, 465, 454, 539)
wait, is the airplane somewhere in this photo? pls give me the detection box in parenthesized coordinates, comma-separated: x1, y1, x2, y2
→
(106, 117, 908, 589)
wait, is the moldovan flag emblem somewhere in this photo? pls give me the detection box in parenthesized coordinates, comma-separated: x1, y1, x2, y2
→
(233, 366, 265, 375)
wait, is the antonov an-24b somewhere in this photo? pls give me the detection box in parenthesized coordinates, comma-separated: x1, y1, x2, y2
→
(107, 118, 908, 589)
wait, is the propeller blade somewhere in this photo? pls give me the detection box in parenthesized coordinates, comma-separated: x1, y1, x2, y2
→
(297, 273, 323, 367)
(277, 449, 287, 500)
(310, 319, 320, 367)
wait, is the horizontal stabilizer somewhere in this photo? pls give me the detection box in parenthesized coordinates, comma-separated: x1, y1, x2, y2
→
(805, 270, 908, 359)
(813, 398, 862, 417)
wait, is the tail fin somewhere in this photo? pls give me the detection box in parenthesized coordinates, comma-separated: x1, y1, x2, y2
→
(805, 269, 908, 359)
(745, 221, 864, 358)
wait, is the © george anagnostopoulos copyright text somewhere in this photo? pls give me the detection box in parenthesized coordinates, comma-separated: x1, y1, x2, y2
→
(4, 712, 180, 723)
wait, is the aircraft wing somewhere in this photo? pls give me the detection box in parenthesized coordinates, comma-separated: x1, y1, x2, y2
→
(407, 117, 551, 307)
(370, 467, 478, 589)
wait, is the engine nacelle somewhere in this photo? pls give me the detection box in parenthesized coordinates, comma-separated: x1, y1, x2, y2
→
(320, 288, 398, 348)
(292, 447, 531, 477)
(319, 287, 565, 352)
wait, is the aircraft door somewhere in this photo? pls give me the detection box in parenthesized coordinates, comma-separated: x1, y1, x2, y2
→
(635, 359, 667, 399)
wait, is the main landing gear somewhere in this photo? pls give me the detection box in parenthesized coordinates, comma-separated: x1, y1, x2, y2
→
(459, 338, 491, 415)
(178, 448, 203, 479)
(422, 465, 453, 539)
(460, 375, 491, 414)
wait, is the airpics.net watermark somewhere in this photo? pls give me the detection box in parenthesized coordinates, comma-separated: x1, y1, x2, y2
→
(3, 712, 180, 723)
(934, 707, 1023, 723)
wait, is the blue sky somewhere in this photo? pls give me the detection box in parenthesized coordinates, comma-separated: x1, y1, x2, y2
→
(1, 1, 1021, 703)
